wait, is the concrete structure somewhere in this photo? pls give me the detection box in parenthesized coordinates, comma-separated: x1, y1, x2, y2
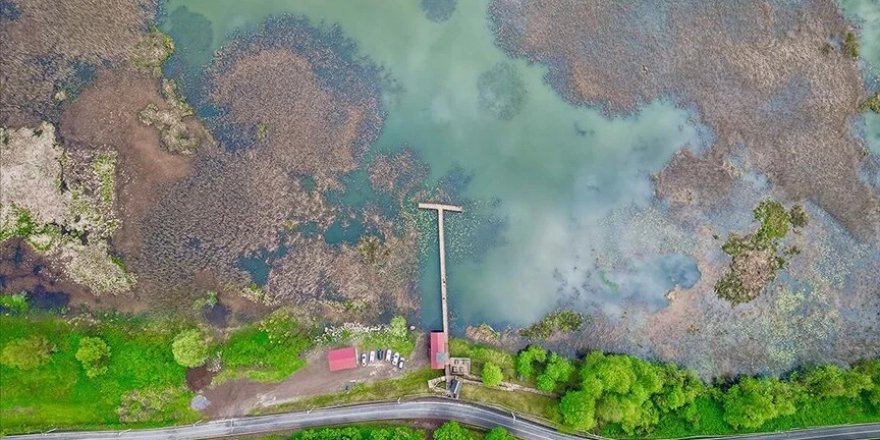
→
(449, 357, 471, 376)
(430, 331, 448, 369)
(418, 202, 463, 383)
(326, 347, 357, 371)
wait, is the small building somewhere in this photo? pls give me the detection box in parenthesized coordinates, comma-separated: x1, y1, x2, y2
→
(430, 331, 448, 369)
(449, 357, 471, 376)
(327, 347, 358, 371)
(448, 377, 463, 399)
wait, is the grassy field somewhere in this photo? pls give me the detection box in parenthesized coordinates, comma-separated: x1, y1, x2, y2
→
(449, 338, 517, 378)
(255, 367, 442, 414)
(459, 385, 560, 424)
(0, 314, 199, 435)
(213, 310, 313, 384)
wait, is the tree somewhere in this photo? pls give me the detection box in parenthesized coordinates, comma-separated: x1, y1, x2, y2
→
(76, 336, 111, 377)
(389, 315, 408, 339)
(482, 362, 503, 387)
(484, 426, 515, 440)
(559, 389, 598, 430)
(722, 377, 799, 429)
(172, 329, 209, 368)
(515, 344, 546, 379)
(433, 420, 469, 440)
(0, 336, 52, 369)
(536, 352, 574, 392)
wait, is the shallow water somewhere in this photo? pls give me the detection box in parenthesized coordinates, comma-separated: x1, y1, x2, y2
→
(159, 0, 742, 330)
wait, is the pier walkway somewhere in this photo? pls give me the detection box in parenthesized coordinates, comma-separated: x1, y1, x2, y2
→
(418, 202, 463, 384)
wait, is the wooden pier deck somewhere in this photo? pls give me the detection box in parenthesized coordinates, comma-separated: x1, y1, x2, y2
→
(418, 202, 463, 384)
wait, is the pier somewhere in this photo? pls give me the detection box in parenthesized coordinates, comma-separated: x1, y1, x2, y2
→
(418, 202, 463, 384)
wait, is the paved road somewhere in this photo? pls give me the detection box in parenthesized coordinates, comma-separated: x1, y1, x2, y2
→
(6, 398, 880, 440)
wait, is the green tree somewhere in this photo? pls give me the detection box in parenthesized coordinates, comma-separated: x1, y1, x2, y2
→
(536, 352, 574, 392)
(722, 377, 800, 429)
(559, 389, 599, 430)
(0, 335, 52, 369)
(172, 329, 209, 368)
(515, 344, 546, 379)
(76, 336, 111, 378)
(484, 426, 515, 440)
(433, 420, 469, 440)
(482, 362, 503, 387)
(389, 315, 408, 339)
(797, 365, 871, 399)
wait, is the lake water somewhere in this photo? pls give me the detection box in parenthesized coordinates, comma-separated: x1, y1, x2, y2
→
(160, 0, 744, 330)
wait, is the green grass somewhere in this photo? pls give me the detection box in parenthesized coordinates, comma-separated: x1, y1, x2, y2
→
(0, 314, 198, 435)
(360, 330, 417, 358)
(256, 368, 441, 414)
(214, 312, 313, 384)
(460, 385, 560, 424)
(449, 338, 516, 379)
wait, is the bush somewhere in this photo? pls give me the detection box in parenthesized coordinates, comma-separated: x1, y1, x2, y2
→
(722, 377, 800, 429)
(171, 329, 209, 368)
(515, 345, 547, 379)
(482, 362, 503, 387)
(1, 336, 53, 369)
(0, 292, 29, 314)
(76, 337, 111, 378)
(484, 427, 515, 440)
(843, 31, 859, 59)
(433, 421, 470, 440)
(536, 352, 575, 392)
(217, 310, 312, 383)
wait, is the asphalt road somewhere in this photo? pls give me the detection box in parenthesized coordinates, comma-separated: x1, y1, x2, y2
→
(6, 398, 880, 440)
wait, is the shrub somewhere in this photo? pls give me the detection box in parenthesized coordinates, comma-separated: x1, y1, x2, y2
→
(515, 344, 547, 379)
(76, 337, 111, 378)
(484, 427, 515, 440)
(0, 292, 29, 314)
(844, 31, 859, 59)
(1, 336, 53, 369)
(482, 362, 503, 387)
(722, 377, 800, 429)
(432, 421, 470, 440)
(171, 329, 209, 368)
(536, 352, 575, 392)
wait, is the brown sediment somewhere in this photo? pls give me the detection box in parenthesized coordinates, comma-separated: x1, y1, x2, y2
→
(0, 0, 156, 125)
(490, 0, 880, 241)
(0, 239, 146, 314)
(59, 69, 197, 262)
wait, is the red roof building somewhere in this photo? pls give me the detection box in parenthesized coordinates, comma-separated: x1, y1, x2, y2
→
(430, 331, 448, 369)
(327, 347, 358, 371)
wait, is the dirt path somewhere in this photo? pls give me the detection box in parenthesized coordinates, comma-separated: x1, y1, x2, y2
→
(201, 334, 430, 418)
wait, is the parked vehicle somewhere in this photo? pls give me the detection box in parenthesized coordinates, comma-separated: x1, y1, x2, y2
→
(398, 357, 405, 369)
(369, 350, 376, 363)
(360, 352, 367, 367)
(385, 349, 392, 362)
(377, 349, 384, 361)
(392, 352, 400, 365)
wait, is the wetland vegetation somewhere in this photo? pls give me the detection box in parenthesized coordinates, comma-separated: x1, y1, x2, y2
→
(2, 0, 880, 436)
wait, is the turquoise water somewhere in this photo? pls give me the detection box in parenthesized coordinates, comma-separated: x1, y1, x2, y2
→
(160, 0, 710, 328)
(840, 0, 880, 155)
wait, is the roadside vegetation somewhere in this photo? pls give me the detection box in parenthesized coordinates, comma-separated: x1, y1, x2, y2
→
(0, 313, 198, 434)
(259, 421, 516, 440)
